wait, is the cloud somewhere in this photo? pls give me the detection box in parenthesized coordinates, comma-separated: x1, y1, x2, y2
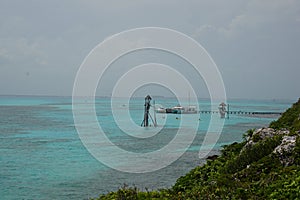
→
(0, 37, 47, 67)
(0, 0, 299, 98)
(221, 0, 299, 38)
(192, 0, 300, 39)
(190, 0, 300, 99)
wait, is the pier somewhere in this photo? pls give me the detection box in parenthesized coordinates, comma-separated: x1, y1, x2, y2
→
(153, 100, 283, 119)
(199, 110, 283, 115)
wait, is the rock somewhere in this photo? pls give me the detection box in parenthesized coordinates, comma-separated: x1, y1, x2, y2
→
(244, 127, 291, 153)
(245, 127, 296, 166)
(244, 128, 277, 149)
(253, 127, 276, 139)
(207, 155, 219, 161)
(273, 135, 297, 166)
(276, 129, 290, 135)
(244, 140, 255, 150)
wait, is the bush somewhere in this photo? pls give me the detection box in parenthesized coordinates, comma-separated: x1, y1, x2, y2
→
(270, 98, 300, 131)
(223, 136, 282, 174)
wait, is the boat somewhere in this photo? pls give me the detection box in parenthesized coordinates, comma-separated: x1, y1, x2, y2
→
(154, 92, 198, 114)
(155, 105, 198, 114)
(155, 107, 166, 113)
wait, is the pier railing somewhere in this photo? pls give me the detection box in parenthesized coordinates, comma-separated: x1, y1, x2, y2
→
(199, 110, 282, 115)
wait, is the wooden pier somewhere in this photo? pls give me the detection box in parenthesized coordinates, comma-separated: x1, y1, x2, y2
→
(199, 110, 283, 115)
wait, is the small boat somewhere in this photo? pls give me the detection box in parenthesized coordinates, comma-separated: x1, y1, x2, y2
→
(155, 107, 166, 113)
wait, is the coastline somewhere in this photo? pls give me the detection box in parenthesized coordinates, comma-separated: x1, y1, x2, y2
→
(95, 98, 300, 199)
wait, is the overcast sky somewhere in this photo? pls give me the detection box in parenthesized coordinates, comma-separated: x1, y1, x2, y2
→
(0, 0, 299, 100)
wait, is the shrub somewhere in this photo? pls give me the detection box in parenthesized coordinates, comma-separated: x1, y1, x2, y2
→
(223, 136, 282, 174)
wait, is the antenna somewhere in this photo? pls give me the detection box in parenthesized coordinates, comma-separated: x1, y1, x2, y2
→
(141, 95, 157, 127)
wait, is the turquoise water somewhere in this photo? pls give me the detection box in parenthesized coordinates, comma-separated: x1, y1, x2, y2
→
(0, 96, 293, 199)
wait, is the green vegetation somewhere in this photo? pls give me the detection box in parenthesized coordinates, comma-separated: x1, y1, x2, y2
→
(270, 98, 300, 132)
(96, 185, 171, 200)
(94, 99, 300, 200)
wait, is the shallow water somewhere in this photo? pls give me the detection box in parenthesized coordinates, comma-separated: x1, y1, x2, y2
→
(0, 96, 293, 199)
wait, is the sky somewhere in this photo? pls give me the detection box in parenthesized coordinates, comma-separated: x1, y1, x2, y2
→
(0, 0, 299, 100)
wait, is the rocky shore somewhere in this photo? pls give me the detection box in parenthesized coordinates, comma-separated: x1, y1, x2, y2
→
(244, 127, 298, 166)
(95, 98, 300, 199)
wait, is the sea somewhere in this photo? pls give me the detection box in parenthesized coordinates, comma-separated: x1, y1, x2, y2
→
(0, 96, 294, 199)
